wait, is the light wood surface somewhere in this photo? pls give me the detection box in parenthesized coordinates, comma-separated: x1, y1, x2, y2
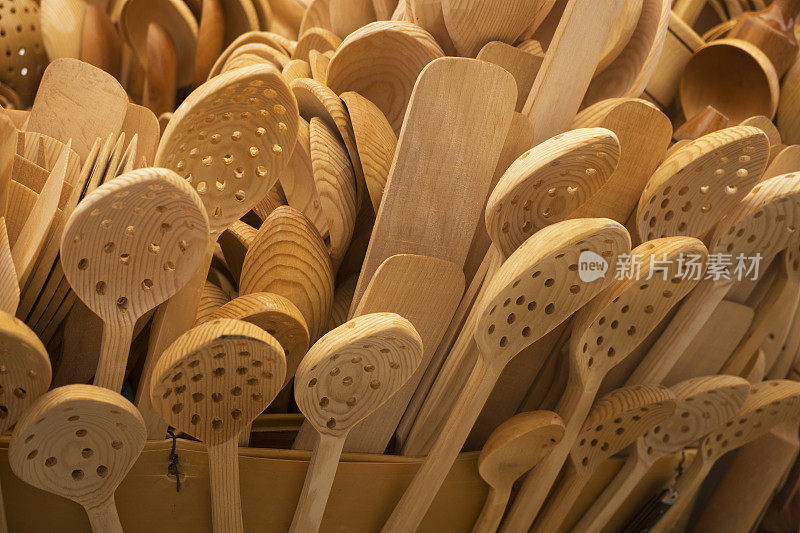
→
(120, 104, 160, 168)
(193, 0, 225, 87)
(0, 219, 17, 315)
(727, 0, 800, 76)
(329, 0, 376, 38)
(476, 42, 544, 113)
(39, 0, 85, 62)
(80, 5, 123, 79)
(778, 55, 800, 145)
(293, 27, 341, 62)
(764, 144, 800, 180)
(193, 281, 231, 325)
(673, 106, 731, 142)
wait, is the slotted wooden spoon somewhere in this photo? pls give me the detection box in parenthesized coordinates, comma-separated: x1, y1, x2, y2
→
(291, 313, 423, 533)
(382, 218, 631, 533)
(61, 168, 210, 392)
(150, 318, 286, 532)
(9, 384, 145, 533)
(574, 374, 750, 533)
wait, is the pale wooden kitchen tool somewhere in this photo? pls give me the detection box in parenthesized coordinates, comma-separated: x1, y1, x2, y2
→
(39, 0, 84, 62)
(473, 411, 565, 533)
(476, 42, 544, 113)
(533, 384, 677, 533)
(727, 0, 800, 76)
(326, 21, 443, 135)
(673, 106, 730, 142)
(350, 57, 516, 311)
(9, 384, 145, 533)
(293, 27, 341, 62)
(501, 236, 706, 533)
(327, 275, 357, 331)
(193, 0, 225, 87)
(145, 22, 178, 117)
(240, 206, 333, 342)
(523, 0, 626, 144)
(647, 379, 800, 533)
(293, 254, 464, 453)
(329, 0, 376, 38)
(778, 58, 800, 145)
(0, 219, 17, 314)
(27, 59, 128, 161)
(207, 31, 292, 78)
(193, 281, 231, 325)
(60, 168, 210, 392)
(138, 63, 298, 437)
(630, 173, 800, 385)
(290, 313, 423, 533)
(307, 50, 331, 84)
(80, 5, 122, 79)
(282, 59, 312, 84)
(0, 114, 15, 217)
(595, 0, 643, 74)
(408, 0, 457, 56)
(0, 0, 46, 105)
(382, 218, 631, 533)
(150, 319, 286, 532)
(572, 375, 750, 533)
(218, 219, 257, 281)
(763, 145, 800, 180)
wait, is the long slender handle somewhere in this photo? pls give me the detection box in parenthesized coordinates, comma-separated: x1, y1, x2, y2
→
(647, 458, 712, 533)
(86, 496, 123, 533)
(382, 359, 501, 533)
(472, 485, 512, 533)
(290, 433, 346, 533)
(626, 280, 730, 385)
(208, 439, 244, 533)
(533, 462, 590, 532)
(499, 380, 597, 533)
(0, 479, 8, 533)
(93, 321, 134, 392)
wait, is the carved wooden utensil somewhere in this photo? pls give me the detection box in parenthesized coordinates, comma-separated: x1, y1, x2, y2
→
(727, 0, 800, 76)
(291, 313, 423, 533)
(9, 384, 146, 533)
(574, 374, 750, 532)
(150, 319, 286, 532)
(61, 168, 210, 392)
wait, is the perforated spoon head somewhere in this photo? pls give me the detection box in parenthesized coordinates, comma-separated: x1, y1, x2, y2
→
(9, 384, 145, 509)
(642, 375, 750, 457)
(485, 127, 620, 257)
(478, 410, 565, 489)
(294, 313, 423, 437)
(569, 236, 708, 385)
(61, 168, 210, 325)
(637, 126, 769, 242)
(571, 384, 675, 473)
(155, 64, 299, 236)
(475, 218, 631, 369)
(0, 312, 51, 432)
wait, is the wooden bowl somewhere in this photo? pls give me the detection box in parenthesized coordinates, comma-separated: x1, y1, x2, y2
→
(679, 38, 779, 123)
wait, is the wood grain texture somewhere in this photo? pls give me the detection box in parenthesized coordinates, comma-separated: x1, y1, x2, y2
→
(61, 168, 210, 392)
(0, 219, 17, 314)
(673, 106, 730, 142)
(778, 55, 800, 145)
(351, 58, 516, 311)
(595, 0, 643, 75)
(39, 0, 85, 61)
(219, 0, 260, 46)
(327, 21, 443, 135)
(292, 313, 422, 533)
(476, 42, 544, 113)
(208, 31, 293, 78)
(763, 144, 800, 180)
(193, 0, 225, 86)
(329, 0, 376, 38)
(409, 0, 457, 55)
(9, 384, 145, 532)
(120, 104, 160, 168)
(307, 50, 331, 85)
(300, 0, 333, 34)
(327, 274, 357, 331)
(727, 0, 800, 76)
(0, 114, 15, 218)
(217, 219, 257, 282)
(193, 281, 231, 325)
(80, 4, 123, 79)
(293, 27, 341, 62)
(281, 59, 312, 84)
(240, 206, 334, 341)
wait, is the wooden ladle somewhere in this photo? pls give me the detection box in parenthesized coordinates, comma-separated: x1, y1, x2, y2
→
(150, 318, 286, 532)
(60, 168, 210, 392)
(574, 374, 750, 533)
(9, 384, 146, 532)
(291, 313, 423, 533)
(473, 411, 565, 533)
(727, 0, 800, 76)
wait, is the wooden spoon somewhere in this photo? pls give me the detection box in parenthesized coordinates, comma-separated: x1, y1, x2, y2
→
(727, 0, 800, 76)
(9, 384, 145, 532)
(778, 57, 800, 145)
(121, 103, 160, 167)
(80, 4, 123, 79)
(572, 375, 750, 533)
(409, 0, 457, 56)
(473, 411, 565, 533)
(533, 384, 677, 533)
(144, 22, 178, 116)
(207, 31, 293, 78)
(290, 313, 423, 533)
(763, 145, 800, 180)
(329, 0, 377, 38)
(648, 379, 800, 533)
(60, 168, 210, 392)
(476, 42, 544, 113)
(501, 236, 706, 532)
(39, 0, 85, 62)
(150, 318, 286, 532)
(350, 57, 516, 311)
(282, 59, 312, 84)
(193, 0, 226, 87)
(293, 27, 342, 62)
(326, 21, 443, 135)
(673, 106, 731, 142)
(382, 218, 631, 533)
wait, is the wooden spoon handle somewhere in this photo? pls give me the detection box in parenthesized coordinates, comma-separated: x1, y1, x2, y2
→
(533, 462, 588, 532)
(647, 458, 712, 533)
(94, 322, 134, 393)
(472, 485, 512, 533)
(208, 439, 244, 533)
(290, 433, 346, 533)
(194, 0, 225, 87)
(85, 496, 123, 533)
(144, 22, 177, 117)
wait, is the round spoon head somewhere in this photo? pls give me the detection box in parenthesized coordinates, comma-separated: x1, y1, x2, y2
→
(643, 375, 750, 457)
(155, 64, 299, 235)
(9, 384, 145, 508)
(294, 312, 423, 437)
(571, 384, 675, 473)
(60, 168, 210, 325)
(475, 218, 631, 368)
(485, 127, 620, 257)
(209, 292, 310, 384)
(0, 312, 51, 432)
(637, 125, 769, 242)
(478, 410, 565, 489)
(149, 318, 286, 445)
(569, 237, 708, 384)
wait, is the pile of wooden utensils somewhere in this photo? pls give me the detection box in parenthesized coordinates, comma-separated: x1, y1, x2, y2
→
(5, 0, 800, 531)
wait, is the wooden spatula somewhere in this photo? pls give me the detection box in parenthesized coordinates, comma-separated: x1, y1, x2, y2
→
(150, 319, 286, 532)
(0, 219, 17, 315)
(501, 236, 706, 532)
(473, 411, 565, 533)
(291, 313, 423, 533)
(476, 42, 544, 113)
(382, 218, 631, 533)
(9, 384, 145, 532)
(350, 57, 516, 311)
(572, 374, 750, 533)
